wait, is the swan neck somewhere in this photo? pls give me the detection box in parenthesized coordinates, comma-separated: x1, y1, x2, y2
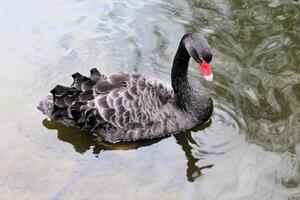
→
(171, 39, 193, 106)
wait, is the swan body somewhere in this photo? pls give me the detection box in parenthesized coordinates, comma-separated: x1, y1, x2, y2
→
(38, 33, 214, 143)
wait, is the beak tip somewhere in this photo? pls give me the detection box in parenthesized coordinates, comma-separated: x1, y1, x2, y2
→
(204, 73, 213, 82)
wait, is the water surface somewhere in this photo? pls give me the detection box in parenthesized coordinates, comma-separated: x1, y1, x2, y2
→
(0, 0, 300, 199)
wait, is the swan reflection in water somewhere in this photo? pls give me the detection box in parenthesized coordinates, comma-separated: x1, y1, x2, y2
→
(43, 118, 214, 182)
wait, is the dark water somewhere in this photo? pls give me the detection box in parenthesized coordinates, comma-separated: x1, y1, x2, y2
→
(0, 0, 299, 199)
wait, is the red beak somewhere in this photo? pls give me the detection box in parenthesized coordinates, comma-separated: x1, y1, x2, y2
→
(200, 58, 213, 81)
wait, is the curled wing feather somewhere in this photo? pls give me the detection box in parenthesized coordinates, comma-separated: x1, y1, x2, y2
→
(94, 73, 173, 129)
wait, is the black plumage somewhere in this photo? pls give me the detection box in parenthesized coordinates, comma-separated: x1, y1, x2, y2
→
(38, 33, 214, 142)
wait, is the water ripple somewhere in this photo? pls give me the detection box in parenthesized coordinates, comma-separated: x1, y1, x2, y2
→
(1, 0, 300, 199)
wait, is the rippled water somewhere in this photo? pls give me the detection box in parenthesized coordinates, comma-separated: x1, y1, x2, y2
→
(0, 0, 299, 199)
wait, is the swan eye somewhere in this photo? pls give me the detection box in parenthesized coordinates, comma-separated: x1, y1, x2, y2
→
(201, 50, 212, 63)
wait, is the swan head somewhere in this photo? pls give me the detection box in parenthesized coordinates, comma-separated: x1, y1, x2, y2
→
(183, 33, 213, 81)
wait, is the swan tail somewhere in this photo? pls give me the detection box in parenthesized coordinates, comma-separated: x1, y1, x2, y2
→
(38, 68, 106, 129)
(37, 95, 54, 117)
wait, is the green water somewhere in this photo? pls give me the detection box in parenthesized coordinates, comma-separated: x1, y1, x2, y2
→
(0, 0, 299, 199)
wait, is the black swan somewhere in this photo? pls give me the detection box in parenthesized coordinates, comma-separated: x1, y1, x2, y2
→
(38, 33, 214, 143)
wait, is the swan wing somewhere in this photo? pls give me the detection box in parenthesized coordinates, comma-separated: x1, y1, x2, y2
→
(93, 72, 174, 129)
